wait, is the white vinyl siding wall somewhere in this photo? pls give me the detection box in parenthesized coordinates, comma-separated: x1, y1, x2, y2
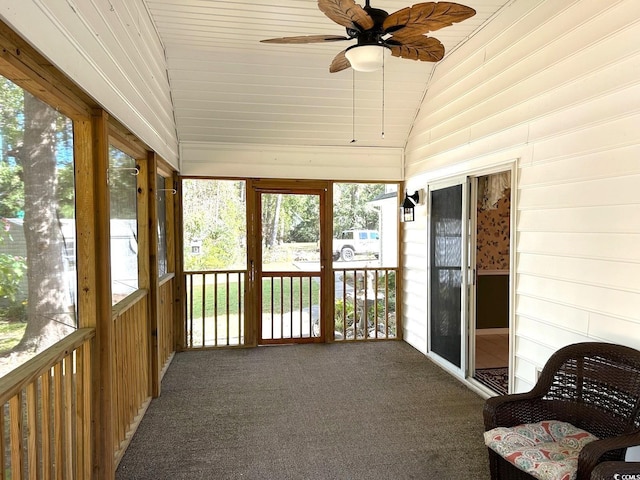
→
(0, 0, 178, 166)
(402, 0, 640, 392)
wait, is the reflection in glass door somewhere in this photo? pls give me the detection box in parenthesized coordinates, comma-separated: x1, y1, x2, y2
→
(429, 183, 466, 369)
(258, 192, 323, 344)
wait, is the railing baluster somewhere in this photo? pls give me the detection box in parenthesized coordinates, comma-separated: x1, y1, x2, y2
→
(79, 343, 92, 480)
(365, 271, 369, 340)
(187, 275, 193, 348)
(352, 269, 357, 339)
(384, 269, 390, 337)
(0, 404, 5, 480)
(298, 277, 303, 339)
(268, 277, 273, 340)
(200, 273, 206, 347)
(341, 272, 347, 339)
(213, 273, 218, 347)
(26, 382, 37, 479)
(223, 273, 227, 345)
(289, 277, 293, 338)
(224, 273, 230, 346)
(122, 312, 130, 429)
(64, 355, 74, 479)
(279, 275, 284, 339)
(237, 272, 242, 345)
(9, 391, 23, 479)
(54, 362, 63, 480)
(283, 276, 287, 338)
(308, 277, 312, 337)
(282, 276, 286, 338)
(373, 270, 378, 340)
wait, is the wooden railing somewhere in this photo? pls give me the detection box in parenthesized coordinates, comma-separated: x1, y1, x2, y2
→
(261, 272, 320, 342)
(112, 292, 151, 464)
(158, 276, 176, 377)
(184, 267, 398, 346)
(333, 268, 398, 341)
(0, 328, 95, 479)
(185, 270, 245, 348)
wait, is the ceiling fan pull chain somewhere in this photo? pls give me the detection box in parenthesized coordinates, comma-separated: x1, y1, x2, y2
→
(351, 68, 357, 143)
(381, 52, 385, 140)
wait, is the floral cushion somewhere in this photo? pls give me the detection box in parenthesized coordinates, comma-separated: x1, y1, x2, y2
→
(484, 420, 599, 480)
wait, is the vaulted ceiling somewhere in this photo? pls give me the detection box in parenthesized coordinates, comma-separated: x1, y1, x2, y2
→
(143, 0, 511, 149)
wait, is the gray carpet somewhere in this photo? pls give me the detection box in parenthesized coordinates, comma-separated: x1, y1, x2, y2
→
(116, 341, 490, 479)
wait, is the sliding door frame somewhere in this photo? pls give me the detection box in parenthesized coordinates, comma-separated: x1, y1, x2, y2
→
(425, 160, 517, 391)
(426, 176, 471, 378)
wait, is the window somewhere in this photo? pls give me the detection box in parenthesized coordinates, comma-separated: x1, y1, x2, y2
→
(157, 173, 168, 278)
(332, 183, 399, 341)
(190, 240, 202, 255)
(332, 183, 398, 267)
(108, 146, 139, 304)
(182, 179, 247, 347)
(182, 179, 246, 271)
(0, 76, 77, 375)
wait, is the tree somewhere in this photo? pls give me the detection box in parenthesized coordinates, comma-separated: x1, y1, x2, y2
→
(182, 179, 246, 270)
(0, 77, 24, 217)
(0, 161, 22, 217)
(333, 183, 385, 235)
(108, 146, 137, 219)
(13, 92, 74, 352)
(287, 195, 319, 242)
(262, 193, 283, 248)
(0, 77, 75, 355)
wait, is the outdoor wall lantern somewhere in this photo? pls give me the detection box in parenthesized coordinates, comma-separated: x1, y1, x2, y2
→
(401, 190, 420, 223)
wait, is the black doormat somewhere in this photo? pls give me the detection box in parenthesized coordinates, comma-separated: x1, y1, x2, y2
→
(474, 367, 508, 395)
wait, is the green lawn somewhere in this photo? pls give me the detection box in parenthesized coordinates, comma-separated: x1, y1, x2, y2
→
(0, 320, 26, 354)
(188, 277, 320, 319)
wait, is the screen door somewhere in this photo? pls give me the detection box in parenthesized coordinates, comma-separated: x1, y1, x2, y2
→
(429, 182, 467, 369)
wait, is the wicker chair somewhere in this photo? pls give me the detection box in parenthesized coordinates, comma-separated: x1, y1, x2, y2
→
(483, 342, 640, 480)
(590, 461, 640, 479)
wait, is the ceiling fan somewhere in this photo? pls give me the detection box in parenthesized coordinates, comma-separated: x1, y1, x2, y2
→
(261, 0, 476, 73)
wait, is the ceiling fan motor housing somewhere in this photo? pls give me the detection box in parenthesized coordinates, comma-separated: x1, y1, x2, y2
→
(352, 5, 389, 46)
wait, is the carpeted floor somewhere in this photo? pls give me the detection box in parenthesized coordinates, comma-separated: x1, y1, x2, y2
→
(474, 367, 508, 395)
(116, 341, 490, 480)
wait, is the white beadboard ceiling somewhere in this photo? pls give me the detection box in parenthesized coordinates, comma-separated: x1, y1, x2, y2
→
(143, 0, 511, 149)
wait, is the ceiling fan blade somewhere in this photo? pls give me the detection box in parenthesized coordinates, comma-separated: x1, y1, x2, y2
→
(383, 2, 476, 37)
(386, 35, 445, 62)
(329, 50, 351, 73)
(261, 34, 350, 44)
(318, 0, 374, 31)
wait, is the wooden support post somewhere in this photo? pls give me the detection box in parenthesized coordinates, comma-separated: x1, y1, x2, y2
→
(90, 109, 115, 479)
(147, 152, 161, 398)
(245, 180, 258, 347)
(322, 183, 334, 342)
(74, 118, 95, 480)
(174, 174, 186, 351)
(165, 172, 178, 353)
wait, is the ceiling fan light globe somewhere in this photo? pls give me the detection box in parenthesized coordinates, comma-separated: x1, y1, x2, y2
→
(345, 45, 390, 72)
